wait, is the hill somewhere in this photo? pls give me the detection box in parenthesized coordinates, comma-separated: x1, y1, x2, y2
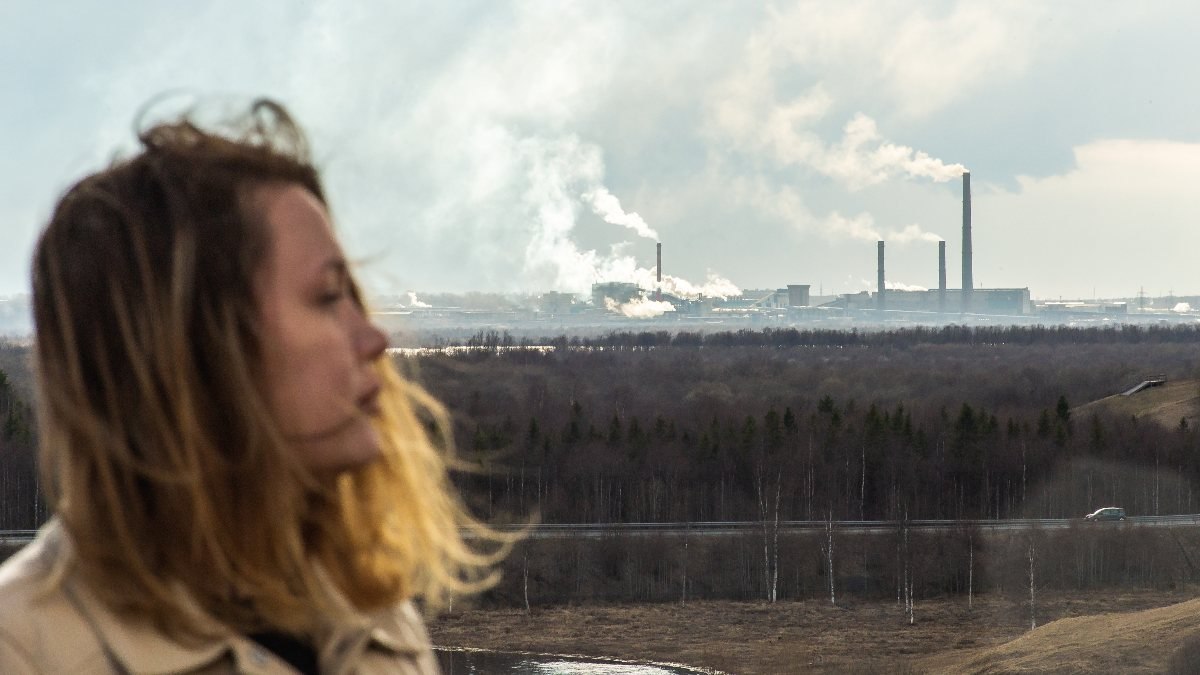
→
(920, 595, 1200, 673)
(1074, 378, 1200, 430)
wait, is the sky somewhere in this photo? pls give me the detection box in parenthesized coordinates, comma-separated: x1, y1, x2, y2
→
(3, 1, 1200, 302)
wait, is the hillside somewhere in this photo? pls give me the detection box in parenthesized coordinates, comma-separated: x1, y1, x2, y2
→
(920, 596, 1200, 673)
(1074, 378, 1200, 430)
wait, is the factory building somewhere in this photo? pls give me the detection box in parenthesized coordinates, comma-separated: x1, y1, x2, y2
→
(589, 172, 1037, 319)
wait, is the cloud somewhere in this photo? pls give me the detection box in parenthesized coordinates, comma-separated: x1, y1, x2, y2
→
(5, 1, 1197, 302)
(745, 2, 1046, 118)
(982, 139, 1200, 297)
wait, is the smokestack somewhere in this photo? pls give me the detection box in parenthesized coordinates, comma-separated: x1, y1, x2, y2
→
(656, 242, 662, 301)
(962, 171, 972, 311)
(938, 240, 947, 313)
(877, 240, 885, 311)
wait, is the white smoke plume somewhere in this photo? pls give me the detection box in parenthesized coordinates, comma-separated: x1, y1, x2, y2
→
(582, 187, 659, 240)
(860, 279, 930, 292)
(1173, 302, 1192, 313)
(405, 292, 431, 308)
(886, 281, 929, 291)
(819, 211, 942, 245)
(832, 114, 966, 187)
(661, 272, 741, 299)
(604, 296, 677, 318)
(593, 254, 741, 300)
(891, 223, 944, 244)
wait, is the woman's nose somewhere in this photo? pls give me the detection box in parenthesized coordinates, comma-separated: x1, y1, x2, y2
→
(357, 318, 388, 361)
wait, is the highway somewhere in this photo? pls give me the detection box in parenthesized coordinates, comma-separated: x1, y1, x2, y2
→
(488, 513, 1200, 538)
(2, 515, 1196, 549)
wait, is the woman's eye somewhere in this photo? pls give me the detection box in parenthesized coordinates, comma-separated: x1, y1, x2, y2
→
(319, 288, 345, 305)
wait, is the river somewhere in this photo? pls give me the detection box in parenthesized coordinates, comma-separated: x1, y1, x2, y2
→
(436, 648, 715, 674)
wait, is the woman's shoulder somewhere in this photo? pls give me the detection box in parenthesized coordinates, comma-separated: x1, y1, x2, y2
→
(0, 519, 71, 621)
(0, 520, 110, 672)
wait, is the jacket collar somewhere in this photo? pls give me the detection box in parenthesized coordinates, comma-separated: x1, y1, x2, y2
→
(38, 518, 425, 674)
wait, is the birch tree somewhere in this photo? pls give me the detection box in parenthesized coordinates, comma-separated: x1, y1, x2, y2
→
(968, 530, 975, 611)
(755, 466, 782, 603)
(819, 508, 835, 605)
(1028, 538, 1037, 630)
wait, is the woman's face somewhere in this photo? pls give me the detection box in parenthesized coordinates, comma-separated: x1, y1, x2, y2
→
(254, 183, 389, 474)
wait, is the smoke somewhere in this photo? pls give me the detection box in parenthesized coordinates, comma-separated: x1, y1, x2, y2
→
(891, 223, 944, 244)
(713, 81, 966, 191)
(593, 254, 740, 299)
(512, 134, 738, 298)
(405, 292, 431, 308)
(887, 281, 929, 292)
(582, 187, 659, 240)
(661, 272, 741, 299)
(861, 279, 930, 292)
(1173, 302, 1192, 313)
(604, 296, 677, 318)
(833, 114, 966, 187)
(820, 211, 942, 244)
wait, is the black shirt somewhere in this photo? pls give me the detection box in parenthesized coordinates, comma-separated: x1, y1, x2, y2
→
(248, 631, 319, 675)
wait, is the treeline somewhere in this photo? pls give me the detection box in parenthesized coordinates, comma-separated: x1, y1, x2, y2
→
(0, 364, 41, 529)
(482, 525, 1200, 610)
(456, 323, 1200, 350)
(412, 336, 1200, 524)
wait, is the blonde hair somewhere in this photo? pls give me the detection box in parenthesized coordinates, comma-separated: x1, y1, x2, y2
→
(32, 99, 505, 638)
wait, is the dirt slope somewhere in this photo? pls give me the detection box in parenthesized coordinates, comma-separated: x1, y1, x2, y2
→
(1074, 378, 1200, 430)
(919, 596, 1200, 673)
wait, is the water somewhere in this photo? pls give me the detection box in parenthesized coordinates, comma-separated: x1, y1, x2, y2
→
(436, 648, 715, 674)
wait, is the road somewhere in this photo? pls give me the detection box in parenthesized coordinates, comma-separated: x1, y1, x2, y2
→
(2, 514, 1195, 548)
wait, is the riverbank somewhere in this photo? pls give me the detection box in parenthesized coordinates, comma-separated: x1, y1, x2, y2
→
(428, 589, 1196, 674)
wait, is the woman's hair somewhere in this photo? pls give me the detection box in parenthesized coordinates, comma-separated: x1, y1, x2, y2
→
(32, 99, 504, 637)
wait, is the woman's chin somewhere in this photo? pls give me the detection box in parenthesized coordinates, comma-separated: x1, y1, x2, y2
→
(302, 423, 383, 475)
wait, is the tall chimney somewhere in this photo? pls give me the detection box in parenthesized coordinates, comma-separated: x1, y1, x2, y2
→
(655, 242, 662, 301)
(938, 240, 947, 313)
(962, 171, 972, 311)
(877, 240, 885, 311)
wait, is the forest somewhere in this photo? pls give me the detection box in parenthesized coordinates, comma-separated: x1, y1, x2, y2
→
(420, 325, 1200, 525)
(3, 325, 1200, 605)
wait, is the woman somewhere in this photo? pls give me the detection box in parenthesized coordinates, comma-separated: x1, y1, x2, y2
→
(0, 100, 501, 673)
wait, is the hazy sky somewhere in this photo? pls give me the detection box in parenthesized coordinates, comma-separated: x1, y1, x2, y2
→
(4, 1, 1200, 301)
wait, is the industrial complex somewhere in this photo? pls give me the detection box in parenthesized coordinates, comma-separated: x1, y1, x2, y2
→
(364, 171, 1200, 334)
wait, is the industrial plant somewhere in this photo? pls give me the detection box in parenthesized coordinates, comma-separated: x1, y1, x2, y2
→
(350, 171, 1200, 338)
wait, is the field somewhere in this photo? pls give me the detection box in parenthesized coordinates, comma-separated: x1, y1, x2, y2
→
(1075, 378, 1200, 430)
(429, 590, 1200, 673)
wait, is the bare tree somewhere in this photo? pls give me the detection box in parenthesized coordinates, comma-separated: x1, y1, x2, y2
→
(680, 520, 689, 605)
(1028, 538, 1037, 630)
(523, 549, 531, 616)
(820, 508, 836, 605)
(968, 530, 975, 611)
(860, 443, 866, 521)
(772, 475, 781, 603)
(903, 512, 914, 625)
(755, 466, 782, 603)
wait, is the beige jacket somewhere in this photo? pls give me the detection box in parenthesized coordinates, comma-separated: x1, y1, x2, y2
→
(0, 520, 441, 674)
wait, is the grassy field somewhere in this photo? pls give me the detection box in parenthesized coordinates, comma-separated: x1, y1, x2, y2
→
(1075, 377, 1200, 430)
(429, 589, 1200, 673)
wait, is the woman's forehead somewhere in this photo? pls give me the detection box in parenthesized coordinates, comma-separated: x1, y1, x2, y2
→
(257, 183, 341, 273)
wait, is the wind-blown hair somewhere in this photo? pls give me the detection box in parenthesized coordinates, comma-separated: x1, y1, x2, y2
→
(32, 99, 503, 638)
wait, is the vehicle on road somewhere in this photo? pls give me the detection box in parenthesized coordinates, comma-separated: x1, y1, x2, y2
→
(1084, 507, 1127, 522)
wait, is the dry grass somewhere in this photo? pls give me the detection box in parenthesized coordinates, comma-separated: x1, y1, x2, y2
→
(429, 589, 1196, 674)
(1074, 378, 1200, 429)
